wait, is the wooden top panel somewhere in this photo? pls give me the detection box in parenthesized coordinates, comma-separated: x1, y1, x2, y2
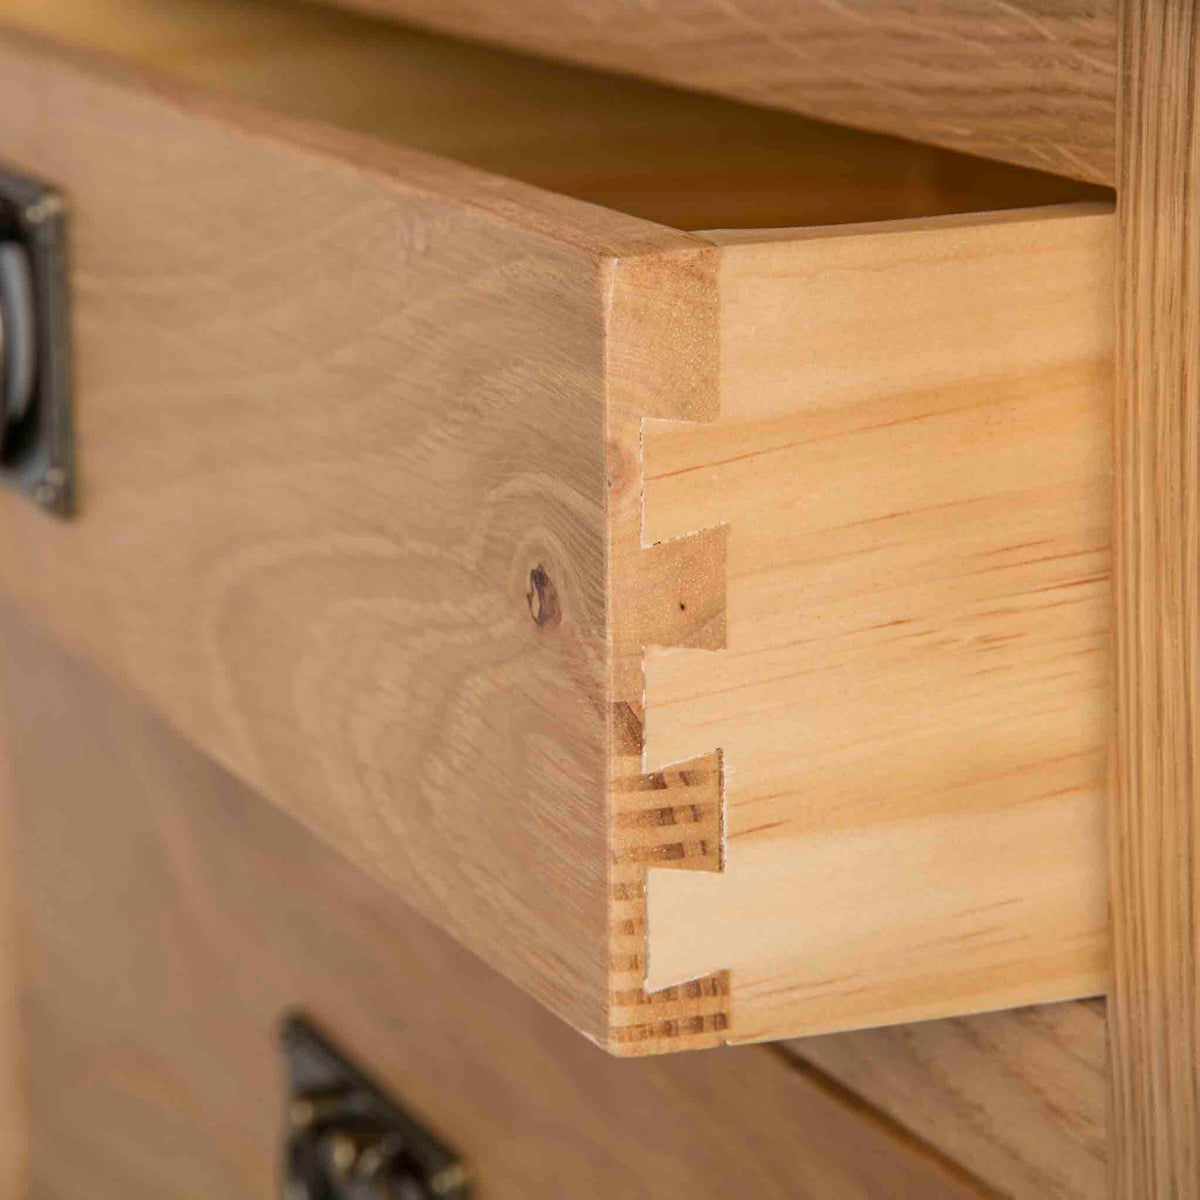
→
(0, 0, 1106, 231)
(329, 0, 1119, 186)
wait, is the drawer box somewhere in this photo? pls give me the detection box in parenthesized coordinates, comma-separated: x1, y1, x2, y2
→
(0, 0, 1112, 1053)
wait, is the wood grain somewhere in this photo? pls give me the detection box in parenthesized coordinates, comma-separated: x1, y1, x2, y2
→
(0, 0, 1121, 1051)
(329, 0, 1120, 185)
(639, 207, 1115, 1039)
(1110, 1, 1200, 1195)
(786, 999, 1108, 1199)
(0, 0, 1107, 232)
(1, 599, 996, 1200)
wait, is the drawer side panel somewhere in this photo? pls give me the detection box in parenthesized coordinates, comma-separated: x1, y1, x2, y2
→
(639, 207, 1114, 1041)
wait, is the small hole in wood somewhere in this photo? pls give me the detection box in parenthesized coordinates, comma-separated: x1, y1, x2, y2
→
(527, 565, 562, 629)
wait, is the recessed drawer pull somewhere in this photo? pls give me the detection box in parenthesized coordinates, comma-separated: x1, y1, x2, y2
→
(282, 1014, 471, 1200)
(0, 240, 36, 426)
(0, 162, 72, 515)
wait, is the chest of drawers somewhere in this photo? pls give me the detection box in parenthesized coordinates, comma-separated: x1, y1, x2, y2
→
(2, 0, 1191, 1194)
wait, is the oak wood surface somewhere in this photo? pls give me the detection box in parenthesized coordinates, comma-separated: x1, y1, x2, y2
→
(638, 207, 1114, 1038)
(0, 0, 1106, 233)
(0, 15, 786, 1051)
(1, 600, 996, 1200)
(602, 248, 734, 1054)
(1109, 1, 1200, 1194)
(327, 0, 1120, 186)
(0, 19, 652, 1045)
(786, 1000, 1108, 1199)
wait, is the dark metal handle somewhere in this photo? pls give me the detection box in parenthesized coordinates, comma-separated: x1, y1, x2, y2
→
(282, 1015, 471, 1200)
(0, 163, 73, 515)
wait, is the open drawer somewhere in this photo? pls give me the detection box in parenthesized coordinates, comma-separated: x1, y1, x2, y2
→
(0, 0, 1113, 1054)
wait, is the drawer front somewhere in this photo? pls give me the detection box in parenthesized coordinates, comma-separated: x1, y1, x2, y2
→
(0, 23, 670, 1046)
(2, 603, 990, 1200)
(0, 1, 1114, 1053)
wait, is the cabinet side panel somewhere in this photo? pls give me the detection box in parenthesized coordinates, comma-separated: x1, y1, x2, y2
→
(1109, 4, 1200, 1194)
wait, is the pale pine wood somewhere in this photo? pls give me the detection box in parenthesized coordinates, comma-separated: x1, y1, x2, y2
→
(0, 0, 1106, 232)
(1, 600, 996, 1200)
(330, 0, 1119, 185)
(786, 1000, 1108, 1199)
(1110, 1, 1200, 1194)
(639, 207, 1115, 1038)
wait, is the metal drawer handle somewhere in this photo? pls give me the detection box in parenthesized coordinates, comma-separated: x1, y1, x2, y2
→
(0, 163, 72, 515)
(282, 1014, 471, 1200)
